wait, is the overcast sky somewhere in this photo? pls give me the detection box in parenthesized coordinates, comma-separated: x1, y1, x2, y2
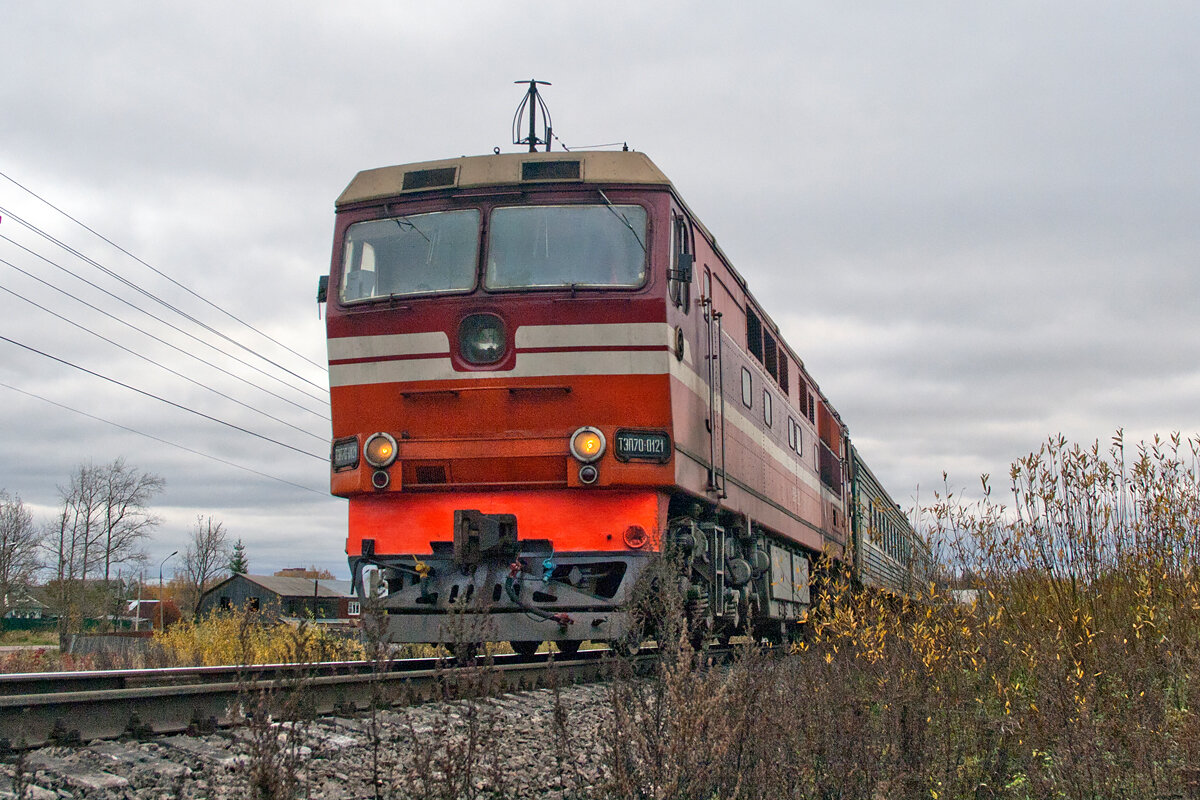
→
(2, 2, 1197, 578)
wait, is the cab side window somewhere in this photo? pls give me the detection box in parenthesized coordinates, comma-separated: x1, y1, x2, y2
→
(669, 213, 693, 312)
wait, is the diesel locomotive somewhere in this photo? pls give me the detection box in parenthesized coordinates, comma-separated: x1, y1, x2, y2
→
(322, 127, 931, 653)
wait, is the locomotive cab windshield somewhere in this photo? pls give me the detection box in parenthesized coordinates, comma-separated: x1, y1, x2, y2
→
(338, 201, 649, 304)
(341, 208, 480, 302)
(486, 203, 647, 290)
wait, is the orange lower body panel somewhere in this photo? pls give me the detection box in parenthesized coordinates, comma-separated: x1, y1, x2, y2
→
(346, 488, 668, 557)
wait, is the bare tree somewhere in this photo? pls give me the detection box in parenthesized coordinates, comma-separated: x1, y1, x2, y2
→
(98, 458, 164, 584)
(46, 460, 163, 642)
(0, 491, 41, 618)
(181, 515, 231, 618)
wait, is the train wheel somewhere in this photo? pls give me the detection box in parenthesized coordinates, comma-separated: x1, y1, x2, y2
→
(555, 639, 582, 656)
(510, 640, 541, 658)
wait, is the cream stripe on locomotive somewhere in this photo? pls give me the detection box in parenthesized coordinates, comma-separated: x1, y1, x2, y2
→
(327, 331, 450, 362)
(329, 349, 670, 387)
(328, 323, 677, 387)
(327, 323, 836, 504)
(515, 322, 674, 350)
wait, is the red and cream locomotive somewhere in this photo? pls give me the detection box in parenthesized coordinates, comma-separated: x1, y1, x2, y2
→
(323, 94, 929, 654)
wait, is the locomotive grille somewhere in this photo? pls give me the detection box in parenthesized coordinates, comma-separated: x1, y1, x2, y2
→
(413, 465, 448, 484)
(402, 167, 458, 191)
(521, 160, 581, 181)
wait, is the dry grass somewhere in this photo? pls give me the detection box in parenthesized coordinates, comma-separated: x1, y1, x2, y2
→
(153, 608, 365, 666)
(601, 432, 1200, 800)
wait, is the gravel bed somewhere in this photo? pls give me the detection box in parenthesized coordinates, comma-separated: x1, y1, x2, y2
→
(1, 680, 613, 799)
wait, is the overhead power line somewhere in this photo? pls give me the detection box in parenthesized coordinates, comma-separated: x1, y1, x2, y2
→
(0, 168, 326, 372)
(0, 379, 328, 497)
(0, 282, 328, 444)
(0, 254, 330, 422)
(0, 333, 327, 461)
(0, 232, 330, 412)
(0, 204, 328, 393)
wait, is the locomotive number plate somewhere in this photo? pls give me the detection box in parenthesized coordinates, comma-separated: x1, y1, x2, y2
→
(614, 429, 672, 463)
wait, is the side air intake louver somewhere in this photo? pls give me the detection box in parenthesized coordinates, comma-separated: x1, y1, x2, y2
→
(402, 167, 457, 191)
(521, 160, 581, 181)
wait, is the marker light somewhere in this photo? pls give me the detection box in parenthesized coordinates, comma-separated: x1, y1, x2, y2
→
(569, 426, 606, 463)
(363, 432, 398, 468)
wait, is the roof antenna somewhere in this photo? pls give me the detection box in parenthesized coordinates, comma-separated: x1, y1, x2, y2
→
(512, 79, 553, 152)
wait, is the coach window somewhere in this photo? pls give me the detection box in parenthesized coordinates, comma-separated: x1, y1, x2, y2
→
(741, 367, 753, 408)
(763, 390, 772, 427)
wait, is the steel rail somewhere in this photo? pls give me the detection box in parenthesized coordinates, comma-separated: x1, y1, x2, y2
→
(0, 647, 658, 751)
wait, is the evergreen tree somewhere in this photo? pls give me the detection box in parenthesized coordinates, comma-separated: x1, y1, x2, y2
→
(228, 538, 249, 575)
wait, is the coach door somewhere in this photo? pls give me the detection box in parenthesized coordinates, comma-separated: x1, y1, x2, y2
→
(703, 269, 727, 497)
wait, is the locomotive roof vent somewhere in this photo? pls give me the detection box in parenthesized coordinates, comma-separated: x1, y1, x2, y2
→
(521, 159, 581, 181)
(402, 166, 458, 191)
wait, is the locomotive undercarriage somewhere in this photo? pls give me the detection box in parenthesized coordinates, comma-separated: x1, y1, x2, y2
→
(669, 506, 813, 646)
(346, 505, 816, 651)
(349, 510, 652, 650)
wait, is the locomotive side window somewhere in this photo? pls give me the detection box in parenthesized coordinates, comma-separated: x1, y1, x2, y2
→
(741, 367, 752, 408)
(763, 390, 772, 427)
(788, 417, 801, 453)
(341, 209, 480, 302)
(669, 213, 692, 311)
(486, 204, 647, 290)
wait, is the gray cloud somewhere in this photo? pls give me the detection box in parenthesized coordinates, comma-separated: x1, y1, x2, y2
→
(2, 1, 1198, 575)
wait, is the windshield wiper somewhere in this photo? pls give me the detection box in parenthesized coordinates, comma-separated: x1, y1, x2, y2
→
(597, 189, 646, 253)
(394, 217, 431, 243)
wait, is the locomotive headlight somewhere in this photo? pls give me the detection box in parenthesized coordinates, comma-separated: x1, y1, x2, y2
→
(363, 432, 398, 468)
(331, 436, 360, 471)
(459, 314, 506, 364)
(570, 426, 606, 463)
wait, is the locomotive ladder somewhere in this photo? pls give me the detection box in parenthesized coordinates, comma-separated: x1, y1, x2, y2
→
(703, 297, 728, 497)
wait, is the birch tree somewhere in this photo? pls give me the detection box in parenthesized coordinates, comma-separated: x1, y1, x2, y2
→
(0, 491, 41, 618)
(47, 460, 163, 641)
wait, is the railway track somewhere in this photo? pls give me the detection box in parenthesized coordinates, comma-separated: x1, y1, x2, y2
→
(0, 646, 660, 752)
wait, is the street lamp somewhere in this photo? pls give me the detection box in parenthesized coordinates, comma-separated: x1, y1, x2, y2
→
(158, 551, 178, 631)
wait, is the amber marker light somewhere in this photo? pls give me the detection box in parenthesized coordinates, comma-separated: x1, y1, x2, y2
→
(569, 426, 606, 463)
(363, 432, 398, 468)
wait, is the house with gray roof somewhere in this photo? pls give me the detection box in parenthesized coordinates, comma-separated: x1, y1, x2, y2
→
(198, 574, 360, 625)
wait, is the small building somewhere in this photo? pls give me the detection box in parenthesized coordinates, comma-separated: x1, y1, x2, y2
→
(124, 599, 181, 630)
(3, 590, 48, 620)
(198, 574, 361, 625)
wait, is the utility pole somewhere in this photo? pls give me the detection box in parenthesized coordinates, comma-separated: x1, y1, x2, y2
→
(158, 551, 177, 631)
